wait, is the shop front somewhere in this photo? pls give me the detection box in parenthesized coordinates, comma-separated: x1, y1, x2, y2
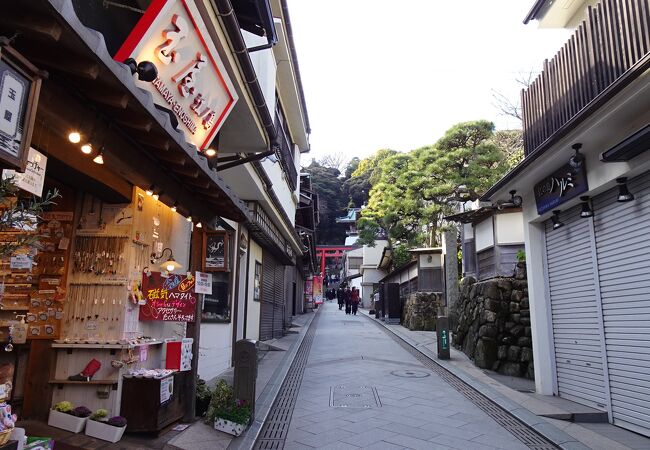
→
(0, 0, 247, 444)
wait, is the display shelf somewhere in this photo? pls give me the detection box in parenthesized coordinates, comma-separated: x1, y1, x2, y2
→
(49, 379, 118, 385)
(52, 340, 163, 349)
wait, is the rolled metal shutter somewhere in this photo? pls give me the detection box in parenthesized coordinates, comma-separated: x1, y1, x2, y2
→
(545, 206, 607, 410)
(260, 253, 276, 341)
(593, 173, 650, 436)
(273, 263, 285, 338)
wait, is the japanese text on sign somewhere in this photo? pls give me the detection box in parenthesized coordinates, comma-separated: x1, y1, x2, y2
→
(139, 272, 196, 322)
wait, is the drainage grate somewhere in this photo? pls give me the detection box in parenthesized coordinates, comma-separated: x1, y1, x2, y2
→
(364, 317, 559, 450)
(254, 310, 321, 450)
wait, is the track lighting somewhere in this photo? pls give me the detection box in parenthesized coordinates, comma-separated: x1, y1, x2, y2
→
(146, 185, 154, 196)
(569, 143, 584, 171)
(579, 196, 593, 218)
(81, 143, 92, 155)
(92, 147, 105, 165)
(616, 177, 634, 202)
(551, 210, 564, 230)
(68, 131, 81, 144)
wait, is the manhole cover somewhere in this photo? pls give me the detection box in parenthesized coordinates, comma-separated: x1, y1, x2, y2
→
(391, 369, 431, 378)
(330, 385, 381, 408)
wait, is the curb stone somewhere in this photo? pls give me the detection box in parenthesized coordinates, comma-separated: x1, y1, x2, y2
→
(361, 312, 591, 450)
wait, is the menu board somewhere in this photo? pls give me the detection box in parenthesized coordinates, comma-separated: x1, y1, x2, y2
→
(139, 272, 196, 322)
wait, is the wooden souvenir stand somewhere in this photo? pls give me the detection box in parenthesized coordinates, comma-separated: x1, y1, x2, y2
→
(47, 187, 191, 421)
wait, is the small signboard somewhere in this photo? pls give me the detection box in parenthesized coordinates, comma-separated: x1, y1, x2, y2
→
(194, 271, 212, 294)
(160, 375, 174, 404)
(0, 42, 42, 171)
(534, 162, 588, 215)
(139, 271, 196, 322)
(2, 147, 47, 196)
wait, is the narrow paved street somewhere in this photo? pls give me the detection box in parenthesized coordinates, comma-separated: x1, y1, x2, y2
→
(275, 302, 534, 450)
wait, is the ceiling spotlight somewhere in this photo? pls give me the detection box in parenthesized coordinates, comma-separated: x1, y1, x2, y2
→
(196, 222, 203, 228)
(551, 210, 564, 230)
(186, 215, 192, 222)
(509, 190, 523, 207)
(81, 143, 92, 155)
(569, 143, 584, 171)
(579, 196, 593, 218)
(152, 192, 159, 201)
(92, 147, 105, 165)
(205, 148, 217, 157)
(616, 177, 634, 202)
(68, 131, 81, 144)
(146, 185, 154, 196)
(170, 203, 177, 213)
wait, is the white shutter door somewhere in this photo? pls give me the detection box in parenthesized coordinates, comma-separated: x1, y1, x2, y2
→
(593, 173, 650, 436)
(545, 206, 607, 410)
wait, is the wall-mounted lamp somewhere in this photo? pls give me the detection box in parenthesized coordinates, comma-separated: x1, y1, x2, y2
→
(150, 247, 181, 272)
(551, 210, 564, 230)
(616, 177, 634, 202)
(509, 190, 523, 207)
(579, 196, 593, 218)
(123, 58, 158, 82)
(186, 215, 192, 222)
(195, 222, 202, 228)
(569, 143, 584, 171)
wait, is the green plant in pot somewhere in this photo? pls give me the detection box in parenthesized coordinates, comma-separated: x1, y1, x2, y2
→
(206, 380, 251, 436)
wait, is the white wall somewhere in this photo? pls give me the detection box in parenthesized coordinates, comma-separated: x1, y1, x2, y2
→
(261, 158, 297, 225)
(242, 31, 276, 110)
(198, 322, 232, 382)
(245, 239, 263, 341)
(496, 212, 525, 245)
(474, 217, 494, 251)
(463, 223, 473, 239)
(362, 240, 387, 266)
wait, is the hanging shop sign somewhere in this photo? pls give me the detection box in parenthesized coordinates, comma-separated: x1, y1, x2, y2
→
(0, 41, 42, 171)
(139, 271, 196, 322)
(114, 0, 238, 151)
(204, 231, 228, 272)
(534, 162, 588, 215)
(2, 147, 47, 196)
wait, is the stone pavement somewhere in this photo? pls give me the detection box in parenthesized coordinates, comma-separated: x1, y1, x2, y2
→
(282, 302, 532, 450)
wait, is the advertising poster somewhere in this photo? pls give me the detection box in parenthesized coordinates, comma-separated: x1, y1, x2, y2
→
(313, 275, 323, 304)
(139, 272, 196, 322)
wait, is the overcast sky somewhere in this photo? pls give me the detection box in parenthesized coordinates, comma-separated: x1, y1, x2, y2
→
(287, 0, 571, 164)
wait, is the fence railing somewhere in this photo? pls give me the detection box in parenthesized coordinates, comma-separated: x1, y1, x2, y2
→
(523, 0, 650, 155)
(275, 111, 297, 191)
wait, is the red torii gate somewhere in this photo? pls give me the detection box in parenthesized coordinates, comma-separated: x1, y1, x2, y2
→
(316, 246, 355, 277)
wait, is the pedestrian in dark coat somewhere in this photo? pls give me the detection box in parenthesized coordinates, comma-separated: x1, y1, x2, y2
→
(351, 287, 360, 315)
(337, 286, 345, 310)
(344, 287, 352, 315)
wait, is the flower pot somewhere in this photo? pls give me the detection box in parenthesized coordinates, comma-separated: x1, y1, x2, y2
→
(47, 410, 87, 433)
(214, 417, 246, 436)
(85, 419, 126, 443)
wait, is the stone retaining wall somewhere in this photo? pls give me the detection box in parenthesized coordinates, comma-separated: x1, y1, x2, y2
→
(402, 292, 443, 331)
(452, 263, 534, 379)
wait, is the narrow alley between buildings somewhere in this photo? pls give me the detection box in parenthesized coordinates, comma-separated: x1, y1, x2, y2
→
(254, 302, 549, 450)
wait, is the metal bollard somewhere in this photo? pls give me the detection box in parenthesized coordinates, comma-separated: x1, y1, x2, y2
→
(436, 316, 450, 360)
(234, 339, 258, 424)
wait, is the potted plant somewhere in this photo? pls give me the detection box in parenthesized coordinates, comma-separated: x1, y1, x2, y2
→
(85, 410, 127, 443)
(47, 402, 91, 433)
(206, 380, 251, 436)
(195, 377, 212, 417)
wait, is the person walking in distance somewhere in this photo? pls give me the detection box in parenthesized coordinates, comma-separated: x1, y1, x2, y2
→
(351, 287, 360, 315)
(344, 286, 352, 315)
(337, 285, 345, 310)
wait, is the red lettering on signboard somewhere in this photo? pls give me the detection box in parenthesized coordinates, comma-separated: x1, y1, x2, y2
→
(139, 272, 196, 322)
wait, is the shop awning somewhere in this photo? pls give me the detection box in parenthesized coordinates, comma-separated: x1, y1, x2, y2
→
(0, 0, 249, 222)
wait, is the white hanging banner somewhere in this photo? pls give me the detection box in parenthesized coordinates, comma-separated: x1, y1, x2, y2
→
(194, 271, 212, 295)
(114, 0, 238, 151)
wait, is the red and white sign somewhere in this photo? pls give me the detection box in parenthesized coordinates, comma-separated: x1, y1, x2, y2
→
(114, 0, 238, 150)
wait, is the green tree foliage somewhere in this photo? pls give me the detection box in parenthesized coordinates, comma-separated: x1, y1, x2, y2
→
(303, 160, 347, 244)
(356, 121, 512, 257)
